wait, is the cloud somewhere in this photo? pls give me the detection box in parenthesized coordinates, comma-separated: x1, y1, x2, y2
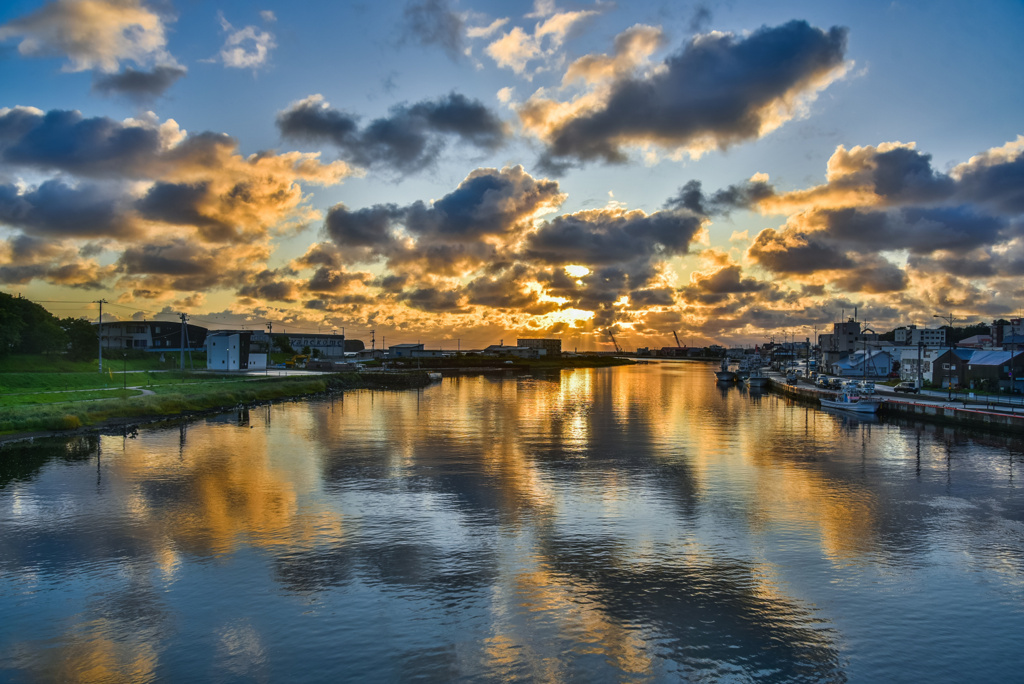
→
(0, 108, 351, 232)
(0, 179, 136, 238)
(0, 106, 354, 297)
(520, 20, 849, 170)
(323, 165, 564, 275)
(484, 7, 598, 76)
(665, 178, 776, 216)
(91, 64, 187, 102)
(311, 165, 707, 332)
(560, 24, 665, 87)
(216, 12, 276, 70)
(402, 0, 463, 60)
(524, 207, 704, 265)
(739, 135, 1024, 318)
(277, 92, 509, 173)
(0, 0, 174, 72)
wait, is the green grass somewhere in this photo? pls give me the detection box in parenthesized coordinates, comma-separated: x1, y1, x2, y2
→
(0, 377, 330, 435)
(0, 389, 142, 406)
(0, 369, 239, 393)
(0, 352, 209, 374)
(0, 371, 434, 435)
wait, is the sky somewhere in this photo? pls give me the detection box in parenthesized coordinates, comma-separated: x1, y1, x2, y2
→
(1, 0, 1022, 350)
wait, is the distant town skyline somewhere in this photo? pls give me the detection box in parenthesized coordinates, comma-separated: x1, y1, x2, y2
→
(1, 0, 1022, 350)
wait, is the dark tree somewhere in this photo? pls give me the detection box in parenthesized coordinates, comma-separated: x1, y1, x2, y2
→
(60, 317, 98, 360)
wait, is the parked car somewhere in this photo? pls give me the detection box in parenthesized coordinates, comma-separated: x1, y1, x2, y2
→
(858, 381, 875, 394)
(816, 376, 830, 388)
(828, 378, 844, 390)
(893, 382, 919, 394)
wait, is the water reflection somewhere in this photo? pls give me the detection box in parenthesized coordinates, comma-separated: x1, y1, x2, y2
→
(2, 361, 1023, 681)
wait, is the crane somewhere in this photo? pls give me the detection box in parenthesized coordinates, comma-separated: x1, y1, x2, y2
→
(673, 330, 682, 348)
(607, 329, 622, 354)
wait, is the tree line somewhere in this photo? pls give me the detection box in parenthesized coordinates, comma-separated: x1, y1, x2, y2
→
(0, 292, 96, 360)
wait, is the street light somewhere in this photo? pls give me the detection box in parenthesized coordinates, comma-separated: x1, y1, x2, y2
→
(934, 313, 956, 400)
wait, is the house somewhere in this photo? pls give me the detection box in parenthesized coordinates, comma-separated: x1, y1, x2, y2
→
(899, 346, 947, 385)
(964, 350, 1024, 393)
(831, 350, 894, 378)
(96, 320, 207, 351)
(242, 331, 359, 358)
(957, 334, 993, 349)
(930, 349, 975, 390)
(388, 343, 424, 358)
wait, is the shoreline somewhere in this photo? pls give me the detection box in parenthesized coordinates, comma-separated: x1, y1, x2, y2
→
(0, 359, 635, 445)
(0, 371, 434, 446)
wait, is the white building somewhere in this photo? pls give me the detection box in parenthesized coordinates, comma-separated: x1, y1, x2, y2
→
(206, 332, 252, 371)
(899, 346, 946, 385)
(894, 325, 946, 346)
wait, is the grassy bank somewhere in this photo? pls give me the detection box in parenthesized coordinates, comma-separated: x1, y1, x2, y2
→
(0, 372, 431, 436)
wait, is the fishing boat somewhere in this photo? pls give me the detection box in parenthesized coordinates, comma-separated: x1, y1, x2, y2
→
(744, 366, 770, 389)
(819, 391, 882, 414)
(714, 358, 736, 382)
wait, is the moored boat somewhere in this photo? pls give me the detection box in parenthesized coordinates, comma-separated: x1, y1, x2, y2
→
(744, 366, 770, 388)
(714, 358, 736, 382)
(819, 392, 881, 414)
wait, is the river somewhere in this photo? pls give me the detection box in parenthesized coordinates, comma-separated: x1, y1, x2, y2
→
(1, 361, 1023, 682)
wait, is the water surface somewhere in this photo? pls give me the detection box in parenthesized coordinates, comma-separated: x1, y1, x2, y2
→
(2, 361, 1023, 682)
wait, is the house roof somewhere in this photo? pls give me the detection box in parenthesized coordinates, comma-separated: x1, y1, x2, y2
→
(967, 350, 1023, 366)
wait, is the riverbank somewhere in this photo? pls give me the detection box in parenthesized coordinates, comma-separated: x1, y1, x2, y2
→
(0, 371, 433, 443)
(768, 376, 1024, 434)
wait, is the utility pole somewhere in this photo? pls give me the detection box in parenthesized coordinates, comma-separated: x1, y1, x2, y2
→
(95, 299, 107, 372)
(179, 312, 188, 371)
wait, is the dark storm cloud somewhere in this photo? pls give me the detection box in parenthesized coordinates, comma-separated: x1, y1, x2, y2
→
(401, 0, 464, 60)
(306, 267, 371, 294)
(0, 263, 48, 285)
(405, 170, 558, 237)
(398, 287, 466, 312)
(323, 166, 563, 272)
(525, 209, 703, 265)
(628, 287, 675, 307)
(0, 179, 134, 237)
(277, 92, 508, 173)
(692, 264, 767, 294)
(871, 146, 954, 203)
(665, 179, 776, 215)
(237, 270, 299, 302)
(537, 20, 848, 169)
(136, 181, 231, 237)
(323, 204, 401, 249)
(955, 152, 1024, 214)
(92, 65, 188, 102)
(831, 255, 908, 293)
(748, 228, 853, 274)
(821, 206, 1004, 254)
(0, 108, 162, 176)
(119, 241, 210, 277)
(464, 266, 560, 313)
(275, 98, 359, 147)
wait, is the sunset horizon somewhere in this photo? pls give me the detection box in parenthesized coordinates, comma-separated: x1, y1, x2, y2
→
(2, 0, 1022, 351)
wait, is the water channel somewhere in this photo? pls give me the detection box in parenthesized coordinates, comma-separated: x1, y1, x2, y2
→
(2, 361, 1023, 682)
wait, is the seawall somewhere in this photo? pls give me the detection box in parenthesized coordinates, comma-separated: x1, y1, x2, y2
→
(768, 377, 1024, 434)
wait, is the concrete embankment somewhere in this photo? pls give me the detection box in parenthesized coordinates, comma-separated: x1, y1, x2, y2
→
(768, 377, 1024, 434)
